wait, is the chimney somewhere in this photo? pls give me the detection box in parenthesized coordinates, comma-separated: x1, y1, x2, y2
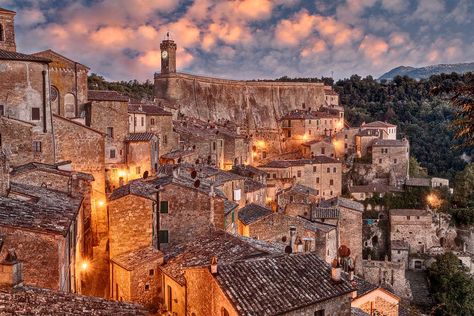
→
(331, 258, 341, 282)
(210, 256, 218, 275)
(0, 249, 22, 287)
(296, 237, 304, 253)
(0, 150, 10, 197)
(289, 226, 296, 252)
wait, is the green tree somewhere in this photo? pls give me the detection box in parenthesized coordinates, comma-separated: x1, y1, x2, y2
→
(428, 252, 474, 315)
(409, 156, 429, 178)
(453, 163, 474, 207)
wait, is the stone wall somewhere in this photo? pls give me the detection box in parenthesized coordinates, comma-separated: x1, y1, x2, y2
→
(154, 73, 326, 129)
(371, 142, 409, 181)
(0, 117, 34, 166)
(108, 195, 154, 258)
(339, 207, 363, 274)
(283, 293, 352, 316)
(127, 140, 157, 181)
(0, 226, 61, 290)
(363, 219, 389, 260)
(362, 259, 411, 299)
(390, 214, 434, 254)
(130, 260, 161, 309)
(0, 11, 16, 52)
(159, 183, 224, 247)
(53, 115, 106, 237)
(147, 115, 178, 155)
(110, 262, 130, 301)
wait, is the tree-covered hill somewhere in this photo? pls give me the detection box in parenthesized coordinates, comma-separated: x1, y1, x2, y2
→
(88, 73, 473, 179)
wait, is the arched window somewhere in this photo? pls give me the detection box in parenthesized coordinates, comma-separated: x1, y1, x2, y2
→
(0, 24, 4, 42)
(50, 86, 59, 115)
(64, 93, 75, 118)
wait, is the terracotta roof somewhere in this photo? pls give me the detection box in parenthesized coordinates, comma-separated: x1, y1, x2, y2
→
(371, 139, 408, 147)
(11, 162, 94, 182)
(215, 253, 354, 315)
(355, 129, 380, 137)
(52, 114, 105, 136)
(224, 200, 239, 215)
(88, 90, 129, 102)
(0, 196, 77, 235)
(238, 203, 273, 225)
(390, 209, 430, 217)
(244, 178, 266, 193)
(0, 285, 147, 315)
(311, 207, 340, 219)
(280, 109, 339, 120)
(352, 276, 378, 298)
(231, 164, 268, 177)
(108, 180, 158, 201)
(349, 183, 403, 193)
(125, 132, 156, 142)
(0, 7, 15, 14)
(148, 174, 226, 199)
(319, 197, 364, 212)
(161, 230, 268, 285)
(405, 177, 431, 187)
(128, 103, 172, 116)
(259, 156, 339, 168)
(213, 170, 245, 186)
(160, 149, 195, 160)
(111, 247, 164, 271)
(362, 121, 396, 128)
(0, 49, 51, 63)
(281, 183, 318, 196)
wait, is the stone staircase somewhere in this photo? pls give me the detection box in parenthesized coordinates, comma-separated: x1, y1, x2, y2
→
(406, 270, 433, 310)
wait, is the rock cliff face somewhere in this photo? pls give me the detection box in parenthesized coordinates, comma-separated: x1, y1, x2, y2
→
(154, 73, 326, 129)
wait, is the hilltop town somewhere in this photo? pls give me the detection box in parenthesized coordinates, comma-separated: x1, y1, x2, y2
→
(0, 7, 471, 316)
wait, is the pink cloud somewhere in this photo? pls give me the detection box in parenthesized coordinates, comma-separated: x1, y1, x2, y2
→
(359, 35, 389, 61)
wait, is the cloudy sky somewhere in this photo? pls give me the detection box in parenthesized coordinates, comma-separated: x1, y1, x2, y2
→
(2, 0, 473, 81)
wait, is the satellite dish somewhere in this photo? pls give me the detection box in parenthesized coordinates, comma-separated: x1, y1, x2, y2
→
(194, 180, 201, 188)
(191, 170, 197, 179)
(338, 245, 351, 258)
(284, 245, 292, 254)
(143, 171, 149, 179)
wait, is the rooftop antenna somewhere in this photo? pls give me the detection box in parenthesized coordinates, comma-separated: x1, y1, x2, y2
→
(166, 31, 170, 40)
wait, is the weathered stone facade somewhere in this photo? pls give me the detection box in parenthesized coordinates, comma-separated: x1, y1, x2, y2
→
(362, 259, 411, 299)
(371, 138, 409, 182)
(0, 8, 16, 52)
(32, 50, 89, 118)
(0, 116, 34, 166)
(390, 209, 436, 254)
(126, 135, 159, 182)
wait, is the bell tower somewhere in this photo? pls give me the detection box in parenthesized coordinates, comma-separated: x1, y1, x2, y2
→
(160, 33, 177, 74)
(0, 7, 16, 52)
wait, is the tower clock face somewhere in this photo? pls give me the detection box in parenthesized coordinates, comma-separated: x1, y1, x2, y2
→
(162, 51, 168, 59)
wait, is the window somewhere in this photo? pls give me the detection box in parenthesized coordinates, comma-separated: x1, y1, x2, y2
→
(149, 269, 154, 276)
(316, 177, 320, 184)
(33, 141, 42, 152)
(330, 179, 334, 185)
(136, 166, 141, 175)
(163, 135, 168, 145)
(159, 230, 169, 243)
(326, 167, 330, 173)
(167, 285, 173, 311)
(344, 134, 348, 139)
(289, 195, 294, 202)
(141, 117, 145, 126)
(407, 216, 411, 220)
(145, 284, 149, 291)
(272, 173, 276, 179)
(106, 127, 114, 138)
(110, 149, 116, 159)
(134, 117, 137, 126)
(344, 143, 348, 149)
(287, 130, 291, 137)
(379, 158, 382, 163)
(0, 104, 4, 116)
(160, 201, 169, 213)
(213, 142, 216, 151)
(394, 159, 398, 164)
(0, 23, 4, 42)
(150, 118, 155, 125)
(333, 167, 336, 173)
(31, 108, 40, 120)
(297, 170, 301, 178)
(313, 166, 317, 172)
(321, 147, 325, 155)
(314, 310, 325, 316)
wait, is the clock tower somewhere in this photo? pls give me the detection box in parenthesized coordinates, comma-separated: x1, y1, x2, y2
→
(160, 33, 177, 74)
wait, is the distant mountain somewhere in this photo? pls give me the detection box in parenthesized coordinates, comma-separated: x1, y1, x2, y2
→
(379, 62, 474, 80)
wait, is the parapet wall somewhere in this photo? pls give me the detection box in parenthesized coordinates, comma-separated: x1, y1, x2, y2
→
(154, 72, 326, 129)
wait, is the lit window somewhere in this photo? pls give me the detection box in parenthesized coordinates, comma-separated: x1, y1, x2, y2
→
(136, 166, 141, 175)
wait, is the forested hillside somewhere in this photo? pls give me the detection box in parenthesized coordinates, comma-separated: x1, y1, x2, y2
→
(88, 73, 473, 179)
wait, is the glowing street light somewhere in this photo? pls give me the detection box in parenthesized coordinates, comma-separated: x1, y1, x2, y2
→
(427, 193, 442, 209)
(81, 261, 89, 271)
(97, 200, 105, 207)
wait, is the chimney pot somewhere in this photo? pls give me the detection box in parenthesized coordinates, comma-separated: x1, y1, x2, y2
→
(210, 256, 218, 274)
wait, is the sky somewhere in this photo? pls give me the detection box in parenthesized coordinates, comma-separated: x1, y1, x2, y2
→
(2, 0, 473, 81)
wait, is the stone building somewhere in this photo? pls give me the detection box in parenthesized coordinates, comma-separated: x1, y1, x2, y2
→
(349, 183, 403, 202)
(390, 209, 435, 254)
(243, 177, 267, 206)
(370, 138, 409, 183)
(360, 121, 397, 140)
(0, 43, 55, 165)
(0, 7, 16, 52)
(159, 148, 197, 165)
(110, 246, 163, 309)
(277, 183, 319, 212)
(125, 133, 159, 182)
(280, 109, 344, 151)
(361, 259, 411, 299)
(0, 116, 35, 166)
(128, 102, 177, 155)
(312, 197, 364, 274)
(259, 156, 342, 199)
(390, 240, 409, 266)
(355, 129, 380, 159)
(186, 252, 354, 316)
(351, 276, 400, 316)
(0, 157, 88, 293)
(301, 139, 336, 158)
(32, 50, 89, 118)
(324, 86, 340, 107)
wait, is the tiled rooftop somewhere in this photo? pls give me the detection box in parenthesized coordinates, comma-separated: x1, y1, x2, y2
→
(311, 207, 340, 219)
(215, 252, 354, 315)
(108, 179, 158, 201)
(259, 156, 339, 168)
(281, 183, 318, 196)
(231, 164, 268, 178)
(318, 197, 364, 212)
(0, 49, 51, 63)
(128, 103, 172, 116)
(349, 183, 403, 193)
(160, 148, 195, 160)
(244, 178, 266, 193)
(111, 247, 164, 271)
(371, 138, 408, 147)
(11, 162, 94, 181)
(0, 285, 147, 315)
(125, 132, 156, 142)
(161, 230, 268, 285)
(362, 121, 397, 128)
(238, 203, 273, 225)
(224, 200, 239, 215)
(405, 177, 431, 187)
(390, 209, 430, 217)
(88, 90, 129, 102)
